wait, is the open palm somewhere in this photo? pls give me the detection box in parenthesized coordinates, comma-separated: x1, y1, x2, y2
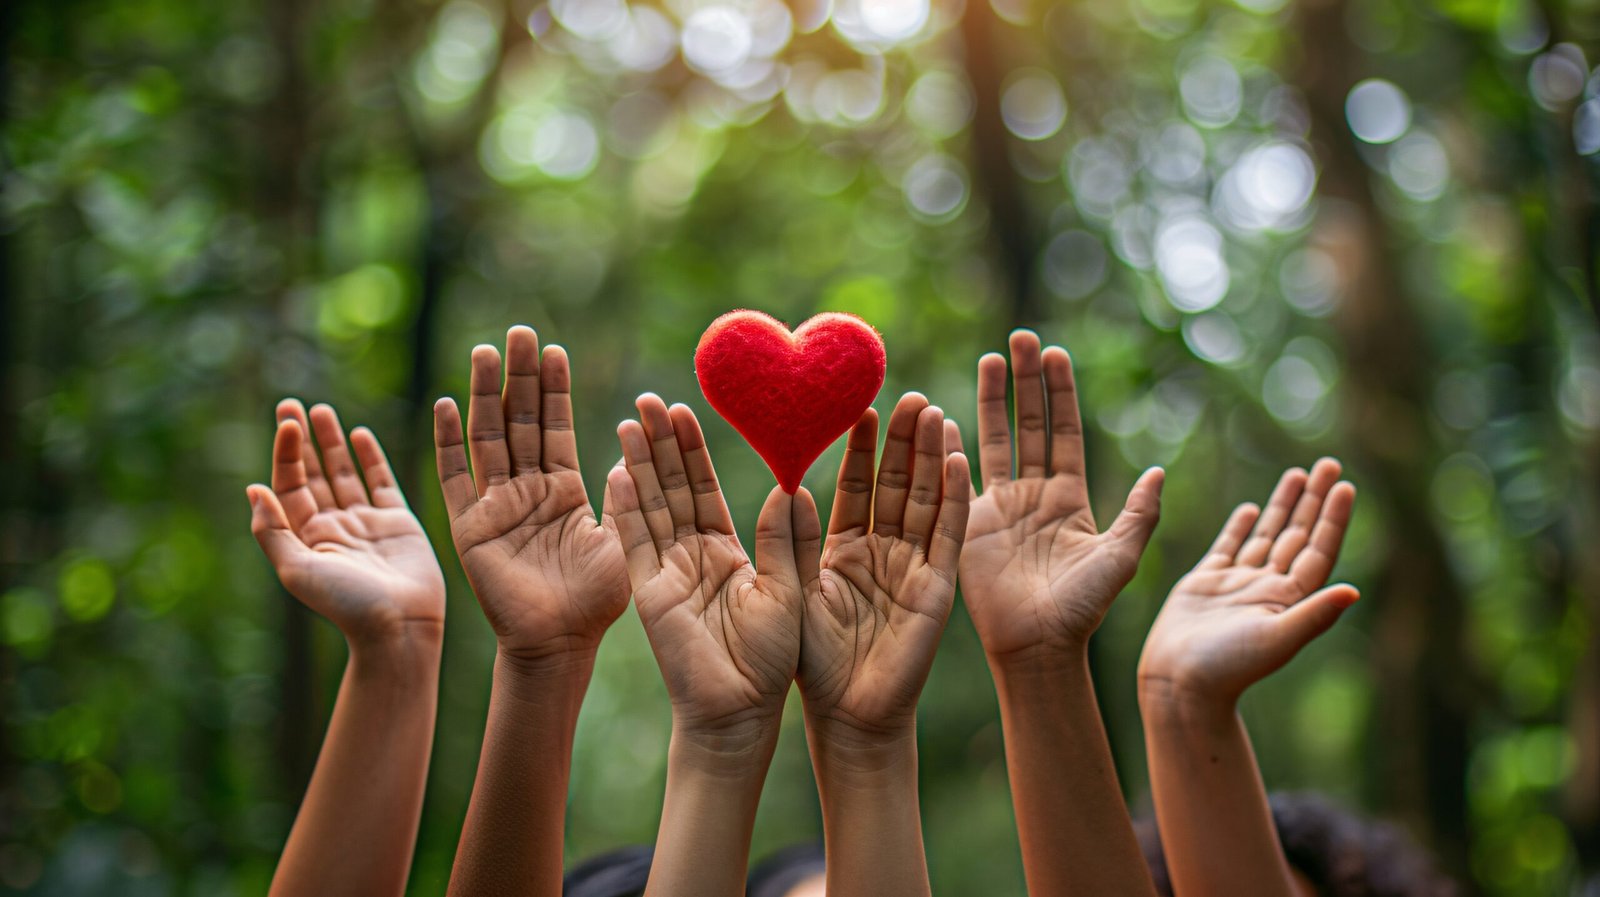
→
(248, 400, 445, 644)
(434, 327, 629, 660)
(607, 396, 807, 732)
(1139, 457, 1359, 702)
(801, 393, 971, 735)
(961, 332, 1163, 658)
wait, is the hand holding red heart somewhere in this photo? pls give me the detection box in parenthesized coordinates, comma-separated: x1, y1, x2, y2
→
(798, 393, 971, 742)
(605, 395, 813, 742)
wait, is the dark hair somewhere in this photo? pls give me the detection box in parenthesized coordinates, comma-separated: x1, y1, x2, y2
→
(747, 842, 826, 897)
(562, 845, 655, 897)
(1135, 792, 1459, 897)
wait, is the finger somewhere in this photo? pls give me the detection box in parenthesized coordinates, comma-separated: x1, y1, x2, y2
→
(619, 420, 674, 550)
(793, 487, 823, 595)
(975, 352, 1012, 490)
(669, 403, 734, 535)
(1106, 467, 1164, 557)
(873, 392, 930, 539)
(1042, 346, 1086, 479)
(828, 409, 879, 537)
(433, 398, 478, 519)
(541, 345, 581, 474)
(1275, 584, 1359, 657)
(1204, 502, 1261, 566)
(1268, 457, 1342, 572)
(502, 325, 542, 475)
(944, 420, 977, 501)
(350, 426, 407, 509)
(467, 344, 513, 494)
(247, 485, 311, 573)
(1236, 467, 1308, 567)
(754, 487, 802, 594)
(637, 395, 696, 537)
(276, 399, 336, 510)
(927, 452, 972, 578)
(901, 405, 948, 550)
(606, 463, 662, 586)
(270, 418, 320, 531)
(309, 404, 370, 508)
(1289, 482, 1357, 593)
(1010, 330, 1047, 479)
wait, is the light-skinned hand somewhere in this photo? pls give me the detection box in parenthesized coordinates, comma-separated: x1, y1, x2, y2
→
(1139, 457, 1359, 705)
(248, 399, 445, 646)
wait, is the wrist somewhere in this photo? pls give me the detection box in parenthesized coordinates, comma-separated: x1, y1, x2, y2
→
(1137, 673, 1238, 726)
(344, 615, 444, 653)
(987, 639, 1091, 682)
(668, 720, 781, 784)
(491, 646, 598, 723)
(805, 714, 919, 786)
(345, 621, 444, 687)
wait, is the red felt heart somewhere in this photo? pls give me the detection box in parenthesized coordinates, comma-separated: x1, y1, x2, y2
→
(695, 310, 886, 494)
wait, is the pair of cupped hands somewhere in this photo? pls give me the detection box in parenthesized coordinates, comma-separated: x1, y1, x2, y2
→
(246, 325, 1358, 755)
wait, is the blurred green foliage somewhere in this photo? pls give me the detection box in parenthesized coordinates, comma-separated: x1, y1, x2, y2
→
(4, 0, 1600, 894)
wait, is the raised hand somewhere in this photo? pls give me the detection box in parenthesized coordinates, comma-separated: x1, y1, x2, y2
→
(433, 325, 630, 661)
(247, 401, 444, 897)
(442, 327, 631, 897)
(960, 330, 1163, 660)
(1138, 459, 1359, 897)
(800, 391, 971, 737)
(956, 331, 1163, 897)
(605, 395, 813, 897)
(798, 392, 970, 897)
(606, 394, 811, 735)
(248, 399, 445, 645)
(1139, 457, 1359, 704)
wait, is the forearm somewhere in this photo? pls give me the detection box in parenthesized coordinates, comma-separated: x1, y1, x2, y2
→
(447, 650, 595, 897)
(645, 724, 779, 897)
(271, 626, 443, 897)
(807, 722, 930, 897)
(990, 649, 1157, 896)
(1138, 678, 1296, 897)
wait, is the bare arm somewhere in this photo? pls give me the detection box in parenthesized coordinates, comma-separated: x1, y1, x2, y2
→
(959, 331, 1162, 896)
(799, 394, 972, 897)
(1138, 459, 1359, 897)
(606, 397, 808, 897)
(248, 400, 445, 897)
(437, 328, 632, 897)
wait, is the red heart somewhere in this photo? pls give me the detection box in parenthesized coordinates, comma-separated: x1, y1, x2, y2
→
(695, 310, 886, 494)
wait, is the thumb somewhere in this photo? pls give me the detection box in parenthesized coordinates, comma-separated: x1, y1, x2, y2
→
(1275, 584, 1359, 656)
(247, 485, 310, 578)
(1106, 467, 1164, 555)
(754, 486, 803, 597)
(791, 487, 823, 596)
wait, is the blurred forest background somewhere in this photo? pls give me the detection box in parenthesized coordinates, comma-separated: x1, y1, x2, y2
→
(4, 0, 1600, 893)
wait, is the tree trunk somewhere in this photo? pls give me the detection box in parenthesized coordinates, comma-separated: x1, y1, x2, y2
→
(958, 0, 1041, 329)
(262, 0, 319, 802)
(1293, 0, 1474, 877)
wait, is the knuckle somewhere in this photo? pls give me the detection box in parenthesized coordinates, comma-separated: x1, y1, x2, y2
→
(838, 475, 873, 495)
(877, 470, 911, 490)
